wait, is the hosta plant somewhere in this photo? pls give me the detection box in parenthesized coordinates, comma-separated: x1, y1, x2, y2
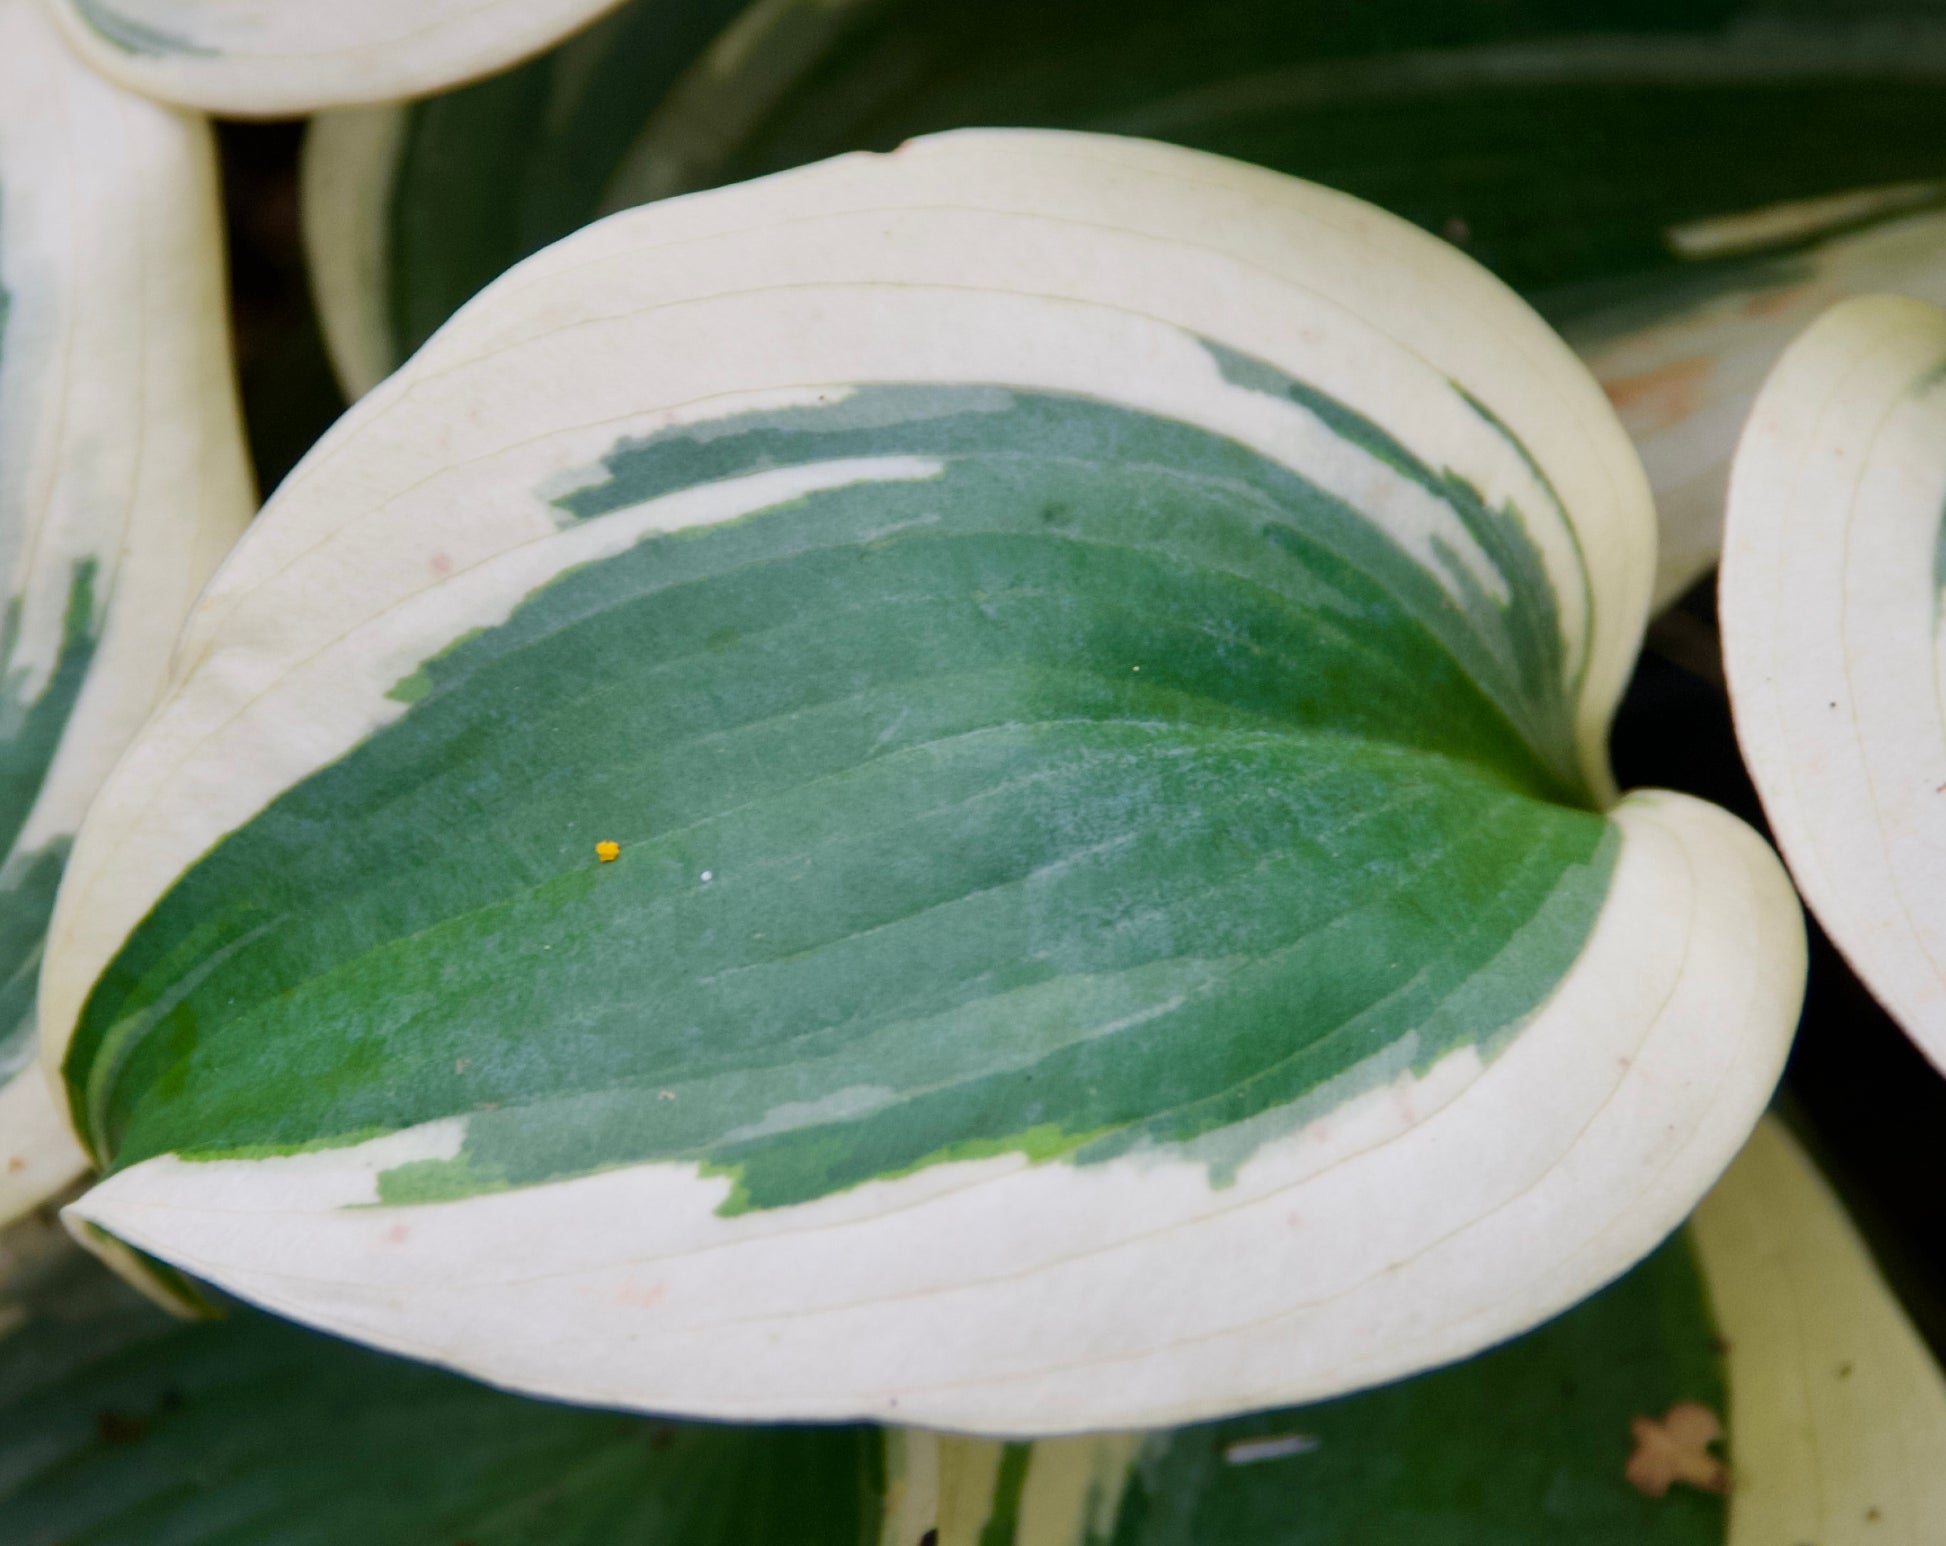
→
(18, 0, 1946, 1537)
(40, 129, 1803, 1433)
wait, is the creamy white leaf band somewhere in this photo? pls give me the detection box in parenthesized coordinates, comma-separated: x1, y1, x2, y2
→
(301, 0, 1946, 613)
(0, 0, 251, 1223)
(1723, 293, 1946, 1074)
(41, 0, 635, 115)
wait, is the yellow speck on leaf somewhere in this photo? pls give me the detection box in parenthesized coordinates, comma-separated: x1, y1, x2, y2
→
(1625, 1401, 1729, 1498)
(596, 841, 621, 863)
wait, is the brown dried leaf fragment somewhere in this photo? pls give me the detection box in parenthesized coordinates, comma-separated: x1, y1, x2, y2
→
(1625, 1401, 1729, 1498)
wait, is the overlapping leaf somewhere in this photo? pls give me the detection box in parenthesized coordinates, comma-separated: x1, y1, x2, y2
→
(45, 130, 1801, 1432)
(1693, 1117, 1946, 1542)
(0, 0, 252, 1223)
(304, 0, 1946, 603)
(0, 1213, 905, 1546)
(0, 1224, 1721, 1546)
(932, 1118, 1946, 1544)
(6, 1119, 1936, 1541)
(1720, 293, 1946, 1073)
(39, 0, 637, 116)
(1557, 205, 1946, 605)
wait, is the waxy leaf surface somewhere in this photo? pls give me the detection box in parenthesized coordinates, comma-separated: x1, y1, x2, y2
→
(0, 0, 252, 1222)
(50, 130, 1801, 1432)
(1722, 293, 1946, 1074)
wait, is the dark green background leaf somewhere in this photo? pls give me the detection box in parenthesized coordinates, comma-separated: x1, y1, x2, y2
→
(364, 0, 1946, 365)
(0, 1228, 1723, 1544)
(0, 1235, 886, 1546)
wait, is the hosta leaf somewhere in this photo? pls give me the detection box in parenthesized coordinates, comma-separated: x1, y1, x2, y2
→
(1721, 292, 1946, 1073)
(40, 0, 636, 117)
(1558, 203, 1946, 607)
(930, 1117, 1946, 1545)
(1693, 1116, 1946, 1542)
(5, 1119, 1934, 1543)
(0, 1214, 906, 1545)
(304, 0, 1946, 602)
(46, 130, 1802, 1433)
(0, 0, 252, 1222)
(0, 1210, 1726, 1546)
(304, 0, 748, 398)
(932, 1229, 1728, 1546)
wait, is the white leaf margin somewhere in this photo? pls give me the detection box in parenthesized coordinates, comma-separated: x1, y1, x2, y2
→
(1697, 1117, 1946, 1543)
(0, 0, 252, 1223)
(6, 1117, 1943, 1539)
(39, 0, 632, 117)
(299, 34, 1946, 614)
(1568, 203, 1946, 610)
(301, 105, 406, 401)
(1722, 292, 1946, 1073)
(911, 1115, 1946, 1544)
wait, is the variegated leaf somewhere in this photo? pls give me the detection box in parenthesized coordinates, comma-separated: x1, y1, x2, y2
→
(928, 1220, 1729, 1546)
(303, 0, 1946, 605)
(1560, 202, 1946, 607)
(1694, 1116, 1946, 1543)
(48, 130, 1801, 1433)
(40, 0, 635, 116)
(0, 0, 252, 1222)
(1721, 293, 1946, 1074)
(0, 1199, 1730, 1545)
(931, 1117, 1946, 1545)
(0, 1210, 916, 1545)
(7, 1117, 1939, 1541)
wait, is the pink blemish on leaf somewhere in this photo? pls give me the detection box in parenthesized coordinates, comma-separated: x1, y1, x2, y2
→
(1602, 356, 1714, 434)
(429, 552, 453, 576)
(382, 1224, 411, 1246)
(617, 1282, 669, 1310)
(1625, 1402, 1729, 1498)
